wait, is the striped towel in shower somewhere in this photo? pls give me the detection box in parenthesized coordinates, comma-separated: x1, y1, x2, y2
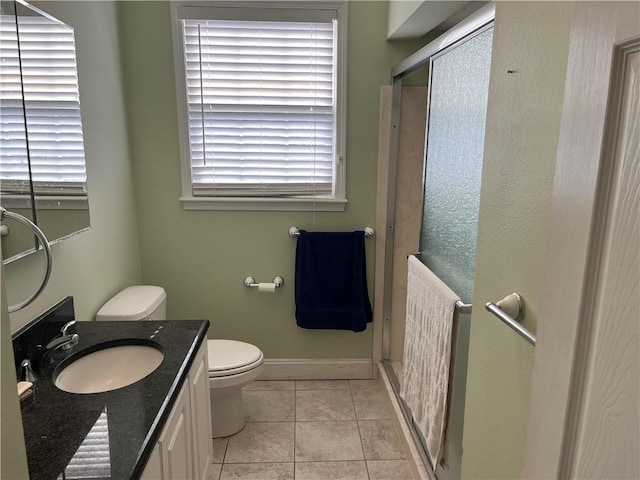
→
(400, 255, 459, 468)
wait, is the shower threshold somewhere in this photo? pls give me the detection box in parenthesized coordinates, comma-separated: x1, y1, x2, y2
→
(380, 360, 437, 480)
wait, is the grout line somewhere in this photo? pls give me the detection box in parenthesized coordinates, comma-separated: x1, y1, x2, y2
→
(234, 381, 404, 479)
(293, 385, 297, 479)
(295, 460, 367, 463)
(217, 438, 228, 480)
(221, 437, 229, 467)
(349, 382, 371, 479)
(352, 384, 361, 422)
(349, 382, 370, 479)
(218, 436, 227, 479)
(220, 461, 297, 464)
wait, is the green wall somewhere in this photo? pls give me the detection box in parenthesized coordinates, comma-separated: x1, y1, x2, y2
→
(1, 208, 36, 261)
(118, 1, 424, 359)
(462, 2, 574, 478)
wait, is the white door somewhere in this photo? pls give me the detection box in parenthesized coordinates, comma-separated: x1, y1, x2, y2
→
(524, 3, 639, 478)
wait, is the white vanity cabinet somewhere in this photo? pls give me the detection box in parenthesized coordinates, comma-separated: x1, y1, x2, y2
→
(141, 341, 213, 480)
(188, 343, 214, 478)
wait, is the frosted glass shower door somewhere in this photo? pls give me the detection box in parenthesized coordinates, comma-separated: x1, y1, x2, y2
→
(418, 27, 493, 480)
(419, 27, 493, 303)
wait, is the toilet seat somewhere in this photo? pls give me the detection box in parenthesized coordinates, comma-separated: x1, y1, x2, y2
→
(207, 339, 263, 378)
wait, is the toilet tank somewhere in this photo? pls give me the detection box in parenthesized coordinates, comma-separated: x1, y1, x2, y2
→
(96, 286, 167, 321)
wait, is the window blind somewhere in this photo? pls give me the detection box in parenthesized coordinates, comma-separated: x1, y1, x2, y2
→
(182, 18, 336, 197)
(0, 13, 87, 196)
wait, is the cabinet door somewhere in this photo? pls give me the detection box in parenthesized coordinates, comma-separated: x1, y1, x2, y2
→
(189, 343, 213, 480)
(159, 382, 193, 480)
(140, 443, 163, 480)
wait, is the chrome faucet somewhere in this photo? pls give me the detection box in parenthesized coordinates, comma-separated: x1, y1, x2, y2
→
(21, 359, 37, 382)
(46, 320, 79, 351)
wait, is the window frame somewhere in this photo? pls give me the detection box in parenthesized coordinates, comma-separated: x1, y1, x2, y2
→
(171, 1, 347, 211)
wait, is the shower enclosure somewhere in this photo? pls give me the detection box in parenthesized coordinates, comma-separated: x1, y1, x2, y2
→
(374, 5, 494, 479)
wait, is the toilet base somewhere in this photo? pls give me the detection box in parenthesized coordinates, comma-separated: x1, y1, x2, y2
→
(210, 384, 246, 438)
(209, 360, 263, 438)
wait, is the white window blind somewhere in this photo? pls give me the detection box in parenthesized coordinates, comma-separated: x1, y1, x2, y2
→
(181, 15, 337, 197)
(0, 12, 87, 196)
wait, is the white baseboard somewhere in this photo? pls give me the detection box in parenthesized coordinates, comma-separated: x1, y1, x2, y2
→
(259, 358, 373, 380)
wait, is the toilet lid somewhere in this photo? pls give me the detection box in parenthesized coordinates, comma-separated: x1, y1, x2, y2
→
(207, 339, 263, 376)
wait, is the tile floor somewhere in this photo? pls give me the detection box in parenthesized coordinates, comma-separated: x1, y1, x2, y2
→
(211, 379, 413, 480)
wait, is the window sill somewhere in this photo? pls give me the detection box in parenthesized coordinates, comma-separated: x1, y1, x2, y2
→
(179, 196, 348, 212)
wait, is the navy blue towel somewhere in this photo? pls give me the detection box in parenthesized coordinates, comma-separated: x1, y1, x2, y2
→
(295, 230, 372, 332)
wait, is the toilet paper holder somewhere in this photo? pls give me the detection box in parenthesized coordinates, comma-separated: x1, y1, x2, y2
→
(244, 276, 284, 289)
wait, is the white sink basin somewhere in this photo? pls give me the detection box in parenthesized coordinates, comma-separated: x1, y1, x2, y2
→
(55, 344, 164, 394)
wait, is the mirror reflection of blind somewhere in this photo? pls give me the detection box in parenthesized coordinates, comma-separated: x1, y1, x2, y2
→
(0, 12, 87, 195)
(182, 18, 335, 197)
(57, 408, 111, 480)
(0, 12, 30, 193)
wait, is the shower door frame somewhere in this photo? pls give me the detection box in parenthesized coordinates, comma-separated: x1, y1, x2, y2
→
(377, 3, 495, 477)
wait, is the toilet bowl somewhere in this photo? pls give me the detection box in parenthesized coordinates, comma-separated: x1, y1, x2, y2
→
(208, 339, 264, 437)
(96, 286, 264, 438)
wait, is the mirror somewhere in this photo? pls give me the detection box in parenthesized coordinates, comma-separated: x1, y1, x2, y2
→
(0, 0, 90, 263)
(0, 0, 36, 260)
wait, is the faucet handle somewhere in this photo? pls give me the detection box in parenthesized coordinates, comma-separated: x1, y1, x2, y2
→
(46, 333, 79, 351)
(61, 320, 76, 335)
(61, 333, 79, 351)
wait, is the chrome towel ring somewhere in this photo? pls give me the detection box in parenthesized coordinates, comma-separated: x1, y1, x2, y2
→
(0, 206, 53, 312)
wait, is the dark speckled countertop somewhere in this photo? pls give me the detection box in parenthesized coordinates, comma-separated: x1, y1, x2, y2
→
(14, 303, 209, 480)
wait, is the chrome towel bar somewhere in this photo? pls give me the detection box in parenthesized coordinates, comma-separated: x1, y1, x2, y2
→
(485, 293, 536, 345)
(455, 300, 472, 314)
(288, 225, 375, 238)
(405, 253, 472, 314)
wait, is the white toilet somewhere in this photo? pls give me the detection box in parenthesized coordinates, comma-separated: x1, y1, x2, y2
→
(207, 339, 263, 437)
(96, 285, 264, 438)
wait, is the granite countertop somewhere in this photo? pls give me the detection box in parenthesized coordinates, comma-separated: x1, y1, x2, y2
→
(16, 316, 209, 480)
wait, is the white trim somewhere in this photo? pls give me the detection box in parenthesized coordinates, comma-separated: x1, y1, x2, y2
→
(180, 195, 346, 211)
(258, 358, 372, 380)
(170, 1, 347, 208)
(171, 1, 195, 203)
(176, 1, 346, 15)
(177, 3, 337, 22)
(334, 2, 347, 202)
